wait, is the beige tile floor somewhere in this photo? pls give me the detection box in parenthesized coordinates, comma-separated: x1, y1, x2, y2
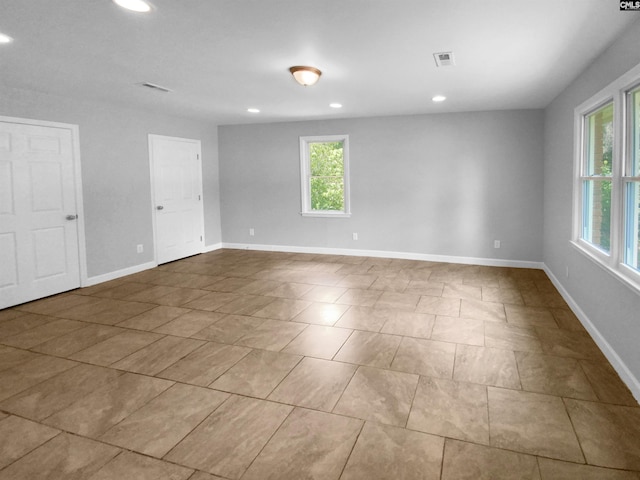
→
(1, 249, 639, 479)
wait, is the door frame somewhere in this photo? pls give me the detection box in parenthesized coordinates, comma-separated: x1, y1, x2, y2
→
(0, 115, 88, 288)
(148, 134, 204, 265)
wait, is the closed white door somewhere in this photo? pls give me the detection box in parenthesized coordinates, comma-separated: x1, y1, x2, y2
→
(149, 135, 204, 264)
(0, 121, 82, 308)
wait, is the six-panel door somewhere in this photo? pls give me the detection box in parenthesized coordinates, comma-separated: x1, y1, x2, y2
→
(0, 122, 80, 308)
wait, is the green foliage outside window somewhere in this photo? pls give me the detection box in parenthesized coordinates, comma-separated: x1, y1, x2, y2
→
(600, 121, 613, 251)
(309, 141, 345, 211)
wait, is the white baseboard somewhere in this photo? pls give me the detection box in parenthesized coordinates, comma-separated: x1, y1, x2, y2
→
(544, 264, 640, 403)
(82, 244, 224, 288)
(83, 261, 157, 287)
(203, 242, 223, 253)
(221, 242, 543, 269)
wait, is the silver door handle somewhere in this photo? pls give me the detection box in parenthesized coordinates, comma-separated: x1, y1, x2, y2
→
(66, 214, 77, 220)
(157, 206, 164, 210)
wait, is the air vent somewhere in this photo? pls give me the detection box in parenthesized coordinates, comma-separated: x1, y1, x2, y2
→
(139, 82, 172, 93)
(433, 52, 456, 67)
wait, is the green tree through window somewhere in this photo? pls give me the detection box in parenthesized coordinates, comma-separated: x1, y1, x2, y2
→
(600, 121, 613, 251)
(300, 134, 350, 216)
(309, 141, 345, 211)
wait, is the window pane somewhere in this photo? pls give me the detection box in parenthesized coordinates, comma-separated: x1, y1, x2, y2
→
(310, 177, 344, 211)
(310, 142, 344, 176)
(632, 89, 640, 177)
(625, 181, 640, 271)
(585, 103, 614, 176)
(582, 179, 612, 252)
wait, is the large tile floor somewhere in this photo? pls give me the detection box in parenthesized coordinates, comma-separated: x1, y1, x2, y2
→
(1, 249, 639, 479)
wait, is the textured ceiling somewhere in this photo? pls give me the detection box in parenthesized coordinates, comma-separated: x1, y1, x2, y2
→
(1, 0, 638, 124)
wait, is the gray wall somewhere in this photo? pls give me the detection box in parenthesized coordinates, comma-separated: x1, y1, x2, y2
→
(0, 85, 221, 278)
(543, 19, 640, 384)
(219, 110, 544, 262)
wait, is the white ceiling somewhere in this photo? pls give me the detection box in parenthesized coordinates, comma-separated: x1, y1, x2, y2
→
(1, 1, 638, 125)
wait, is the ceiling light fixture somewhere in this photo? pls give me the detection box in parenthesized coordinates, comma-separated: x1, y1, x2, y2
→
(113, 0, 152, 13)
(432, 95, 447, 102)
(0, 33, 13, 44)
(247, 108, 260, 113)
(329, 103, 342, 109)
(289, 66, 322, 87)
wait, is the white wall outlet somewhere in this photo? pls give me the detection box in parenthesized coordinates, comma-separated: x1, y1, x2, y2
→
(352, 233, 358, 240)
(137, 244, 143, 253)
(494, 240, 501, 249)
(249, 228, 255, 236)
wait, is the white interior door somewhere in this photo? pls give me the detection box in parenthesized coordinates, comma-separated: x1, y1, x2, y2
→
(0, 121, 82, 308)
(149, 135, 204, 264)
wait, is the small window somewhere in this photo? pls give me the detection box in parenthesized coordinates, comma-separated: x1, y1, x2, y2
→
(299, 135, 350, 217)
(581, 102, 614, 253)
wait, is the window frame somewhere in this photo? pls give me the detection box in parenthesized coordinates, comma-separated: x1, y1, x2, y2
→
(579, 100, 615, 257)
(623, 85, 640, 276)
(572, 62, 640, 294)
(299, 134, 351, 218)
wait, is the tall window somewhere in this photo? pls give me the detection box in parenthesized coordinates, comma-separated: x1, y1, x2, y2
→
(299, 135, 351, 217)
(625, 87, 640, 271)
(581, 102, 613, 253)
(573, 63, 640, 293)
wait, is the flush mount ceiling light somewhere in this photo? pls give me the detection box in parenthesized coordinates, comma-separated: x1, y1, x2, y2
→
(432, 95, 447, 102)
(247, 108, 260, 113)
(113, 0, 151, 12)
(0, 33, 13, 44)
(329, 103, 342, 109)
(289, 66, 322, 87)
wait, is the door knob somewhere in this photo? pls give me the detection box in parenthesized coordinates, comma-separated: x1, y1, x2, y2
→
(66, 214, 78, 220)
(157, 206, 164, 210)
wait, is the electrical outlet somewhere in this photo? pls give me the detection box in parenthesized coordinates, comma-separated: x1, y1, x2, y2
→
(566, 266, 569, 278)
(352, 233, 358, 240)
(249, 228, 255, 236)
(137, 244, 143, 253)
(494, 240, 501, 249)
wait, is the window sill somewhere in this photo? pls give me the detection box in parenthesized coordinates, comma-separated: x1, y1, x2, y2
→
(300, 212, 351, 218)
(570, 240, 640, 296)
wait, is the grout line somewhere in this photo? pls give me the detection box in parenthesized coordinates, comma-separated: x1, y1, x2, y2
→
(160, 392, 234, 462)
(560, 396, 588, 465)
(336, 418, 365, 480)
(403, 372, 421, 429)
(438, 435, 447, 480)
(330, 363, 360, 415)
(236, 402, 296, 478)
(485, 383, 493, 448)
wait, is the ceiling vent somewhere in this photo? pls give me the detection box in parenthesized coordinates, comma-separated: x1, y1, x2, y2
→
(139, 82, 172, 93)
(433, 52, 456, 67)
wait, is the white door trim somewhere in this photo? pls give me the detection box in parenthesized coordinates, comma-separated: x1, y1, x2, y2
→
(148, 134, 204, 265)
(0, 115, 88, 287)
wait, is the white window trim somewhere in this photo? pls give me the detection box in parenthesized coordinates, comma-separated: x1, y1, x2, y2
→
(572, 61, 640, 295)
(299, 134, 351, 218)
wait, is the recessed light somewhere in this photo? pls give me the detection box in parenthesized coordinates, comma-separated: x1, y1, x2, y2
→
(0, 33, 13, 44)
(329, 103, 343, 109)
(247, 108, 260, 113)
(113, 0, 151, 13)
(432, 95, 447, 102)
